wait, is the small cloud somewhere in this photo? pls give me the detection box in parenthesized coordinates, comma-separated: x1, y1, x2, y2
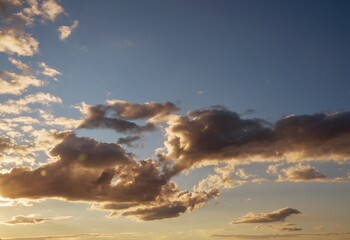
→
(197, 90, 204, 95)
(38, 62, 61, 80)
(8, 57, 31, 73)
(231, 207, 301, 224)
(58, 20, 78, 41)
(278, 164, 327, 182)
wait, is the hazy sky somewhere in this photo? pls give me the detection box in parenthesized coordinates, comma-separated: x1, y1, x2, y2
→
(0, 0, 350, 239)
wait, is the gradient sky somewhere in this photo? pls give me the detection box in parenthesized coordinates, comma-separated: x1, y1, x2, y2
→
(0, 0, 350, 239)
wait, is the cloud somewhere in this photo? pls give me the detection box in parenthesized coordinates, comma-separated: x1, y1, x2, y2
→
(0, 135, 31, 156)
(232, 208, 301, 224)
(3, 0, 65, 26)
(2, 214, 71, 225)
(40, 0, 64, 21)
(58, 20, 78, 40)
(0, 27, 39, 56)
(0, 70, 44, 95)
(194, 163, 239, 192)
(0, 132, 218, 221)
(38, 62, 61, 80)
(1, 101, 350, 222)
(105, 188, 219, 221)
(0, 92, 62, 115)
(117, 135, 141, 147)
(161, 107, 350, 174)
(8, 57, 31, 73)
(78, 100, 179, 134)
(278, 164, 327, 182)
(39, 110, 81, 129)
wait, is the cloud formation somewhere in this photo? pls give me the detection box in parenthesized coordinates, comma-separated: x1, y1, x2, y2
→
(232, 208, 301, 224)
(161, 108, 350, 174)
(58, 20, 78, 40)
(1, 97, 350, 222)
(0, 133, 218, 220)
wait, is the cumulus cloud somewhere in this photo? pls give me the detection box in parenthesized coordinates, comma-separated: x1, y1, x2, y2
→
(278, 164, 327, 182)
(58, 20, 78, 40)
(161, 107, 350, 174)
(0, 132, 218, 221)
(38, 62, 61, 80)
(0, 27, 39, 56)
(2, 214, 71, 225)
(232, 208, 301, 224)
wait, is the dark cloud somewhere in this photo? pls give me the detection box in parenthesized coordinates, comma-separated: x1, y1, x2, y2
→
(117, 135, 141, 147)
(0, 134, 166, 202)
(104, 100, 179, 120)
(162, 108, 350, 174)
(79, 105, 155, 134)
(232, 208, 301, 224)
(79, 100, 179, 134)
(0, 133, 217, 220)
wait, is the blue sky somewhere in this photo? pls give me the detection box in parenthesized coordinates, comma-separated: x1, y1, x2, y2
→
(0, 0, 350, 239)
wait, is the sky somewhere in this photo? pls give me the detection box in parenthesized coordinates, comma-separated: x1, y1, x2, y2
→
(0, 0, 350, 239)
